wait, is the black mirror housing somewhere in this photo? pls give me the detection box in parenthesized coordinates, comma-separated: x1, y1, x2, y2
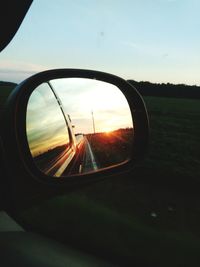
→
(0, 69, 149, 209)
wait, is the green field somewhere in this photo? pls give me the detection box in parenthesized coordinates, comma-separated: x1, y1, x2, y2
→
(141, 96, 200, 179)
(11, 96, 200, 265)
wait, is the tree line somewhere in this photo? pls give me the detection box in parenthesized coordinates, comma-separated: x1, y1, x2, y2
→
(1, 80, 200, 99)
(0, 81, 17, 87)
(128, 80, 200, 99)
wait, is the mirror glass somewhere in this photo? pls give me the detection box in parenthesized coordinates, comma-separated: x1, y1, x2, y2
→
(26, 78, 134, 177)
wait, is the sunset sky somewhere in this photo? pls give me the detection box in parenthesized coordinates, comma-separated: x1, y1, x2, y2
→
(0, 0, 200, 85)
(51, 78, 133, 134)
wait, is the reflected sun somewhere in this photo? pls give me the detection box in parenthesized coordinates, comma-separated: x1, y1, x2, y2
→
(104, 128, 113, 134)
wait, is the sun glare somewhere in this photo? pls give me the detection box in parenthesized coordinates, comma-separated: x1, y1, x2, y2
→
(104, 128, 113, 134)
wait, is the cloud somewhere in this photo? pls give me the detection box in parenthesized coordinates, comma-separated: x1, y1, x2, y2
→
(0, 60, 47, 83)
(120, 41, 139, 49)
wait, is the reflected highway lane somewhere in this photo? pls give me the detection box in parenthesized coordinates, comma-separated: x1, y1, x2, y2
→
(81, 137, 98, 173)
(62, 135, 98, 176)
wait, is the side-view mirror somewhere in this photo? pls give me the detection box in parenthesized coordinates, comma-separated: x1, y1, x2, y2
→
(1, 69, 149, 207)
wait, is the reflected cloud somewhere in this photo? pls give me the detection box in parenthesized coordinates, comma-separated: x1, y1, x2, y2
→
(26, 82, 70, 157)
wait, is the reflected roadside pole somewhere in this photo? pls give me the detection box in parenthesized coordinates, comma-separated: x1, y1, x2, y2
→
(91, 110, 96, 134)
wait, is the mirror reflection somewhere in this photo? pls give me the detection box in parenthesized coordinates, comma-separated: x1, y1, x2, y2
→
(26, 78, 134, 177)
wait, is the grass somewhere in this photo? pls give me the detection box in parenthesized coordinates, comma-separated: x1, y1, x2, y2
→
(14, 96, 200, 266)
(143, 96, 200, 178)
(88, 128, 133, 168)
(16, 194, 200, 266)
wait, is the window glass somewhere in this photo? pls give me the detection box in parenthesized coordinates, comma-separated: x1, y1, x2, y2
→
(26, 82, 71, 176)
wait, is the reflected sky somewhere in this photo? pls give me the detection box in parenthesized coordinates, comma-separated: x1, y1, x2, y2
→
(26, 83, 70, 157)
(50, 78, 133, 134)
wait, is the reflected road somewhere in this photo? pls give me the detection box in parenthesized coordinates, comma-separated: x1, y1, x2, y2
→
(62, 135, 98, 176)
